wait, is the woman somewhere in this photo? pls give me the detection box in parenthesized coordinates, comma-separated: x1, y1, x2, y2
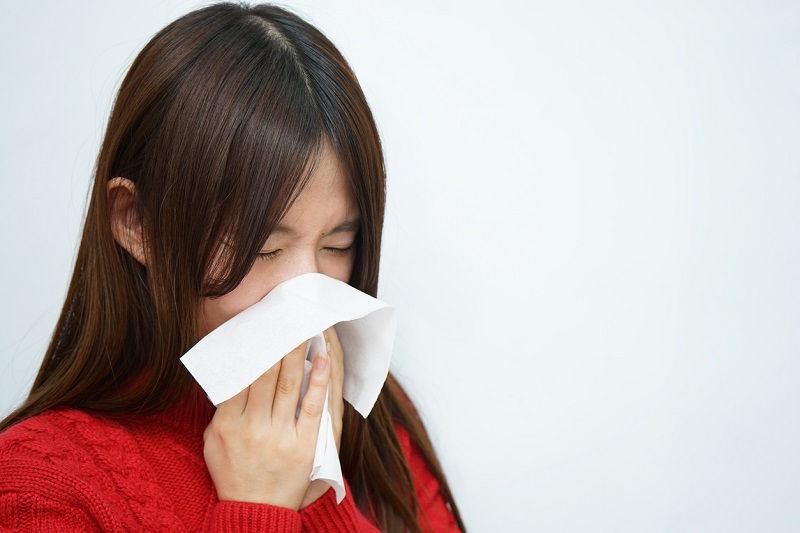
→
(0, 3, 465, 531)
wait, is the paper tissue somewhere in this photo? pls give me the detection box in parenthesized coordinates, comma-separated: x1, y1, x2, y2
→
(180, 273, 396, 502)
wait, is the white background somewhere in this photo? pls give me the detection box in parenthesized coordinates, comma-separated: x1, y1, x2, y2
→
(2, 1, 799, 531)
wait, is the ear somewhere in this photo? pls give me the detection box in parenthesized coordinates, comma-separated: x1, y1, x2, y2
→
(107, 177, 147, 266)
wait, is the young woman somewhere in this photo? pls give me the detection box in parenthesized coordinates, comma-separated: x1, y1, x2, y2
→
(0, 3, 465, 532)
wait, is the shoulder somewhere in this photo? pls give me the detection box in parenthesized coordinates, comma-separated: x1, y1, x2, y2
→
(392, 422, 434, 486)
(392, 423, 462, 532)
(0, 407, 176, 531)
(0, 406, 140, 493)
(0, 407, 131, 468)
(0, 408, 124, 529)
(392, 422, 430, 486)
(1, 407, 100, 458)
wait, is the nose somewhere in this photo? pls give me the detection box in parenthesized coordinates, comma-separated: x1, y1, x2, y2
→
(283, 250, 319, 281)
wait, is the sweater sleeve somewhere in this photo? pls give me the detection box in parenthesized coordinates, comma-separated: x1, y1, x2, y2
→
(299, 479, 380, 533)
(0, 490, 101, 533)
(205, 501, 301, 532)
(0, 459, 302, 533)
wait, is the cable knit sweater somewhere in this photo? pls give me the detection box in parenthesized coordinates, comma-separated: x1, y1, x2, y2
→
(0, 396, 459, 532)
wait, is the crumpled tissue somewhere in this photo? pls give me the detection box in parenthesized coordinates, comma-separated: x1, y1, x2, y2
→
(180, 273, 396, 503)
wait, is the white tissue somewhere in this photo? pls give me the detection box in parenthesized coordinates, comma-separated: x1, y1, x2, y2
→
(180, 273, 396, 503)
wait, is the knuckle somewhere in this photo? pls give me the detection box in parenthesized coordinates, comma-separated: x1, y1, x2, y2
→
(274, 437, 296, 457)
(205, 422, 227, 444)
(276, 375, 298, 395)
(309, 370, 328, 388)
(297, 444, 315, 464)
(242, 428, 267, 448)
(301, 398, 322, 419)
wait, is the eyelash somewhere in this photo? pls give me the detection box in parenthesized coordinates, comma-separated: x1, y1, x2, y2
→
(256, 245, 353, 262)
(256, 250, 280, 261)
(325, 245, 353, 256)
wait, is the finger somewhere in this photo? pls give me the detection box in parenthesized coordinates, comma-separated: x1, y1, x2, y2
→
(323, 327, 344, 401)
(270, 341, 308, 422)
(214, 385, 250, 418)
(322, 327, 344, 452)
(296, 352, 330, 437)
(243, 357, 282, 421)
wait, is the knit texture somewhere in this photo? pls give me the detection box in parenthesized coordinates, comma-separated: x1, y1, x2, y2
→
(0, 395, 460, 532)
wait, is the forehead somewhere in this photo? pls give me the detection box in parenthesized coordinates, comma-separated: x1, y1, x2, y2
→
(274, 145, 357, 232)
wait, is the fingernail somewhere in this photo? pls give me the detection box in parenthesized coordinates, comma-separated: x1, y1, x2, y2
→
(325, 341, 331, 355)
(315, 353, 328, 370)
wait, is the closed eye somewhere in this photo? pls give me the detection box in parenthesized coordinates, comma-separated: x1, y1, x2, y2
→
(324, 245, 353, 255)
(256, 249, 281, 261)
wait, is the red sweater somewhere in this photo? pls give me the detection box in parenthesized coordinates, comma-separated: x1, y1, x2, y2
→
(0, 396, 459, 532)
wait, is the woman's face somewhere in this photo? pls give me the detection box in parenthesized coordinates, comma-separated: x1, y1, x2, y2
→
(197, 145, 358, 337)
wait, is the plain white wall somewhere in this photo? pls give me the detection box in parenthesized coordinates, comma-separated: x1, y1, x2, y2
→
(2, 1, 799, 531)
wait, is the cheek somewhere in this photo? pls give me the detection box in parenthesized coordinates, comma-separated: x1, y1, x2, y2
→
(319, 254, 356, 284)
(197, 266, 281, 337)
(197, 253, 356, 337)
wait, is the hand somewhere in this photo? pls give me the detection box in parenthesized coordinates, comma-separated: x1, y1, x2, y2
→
(203, 341, 331, 510)
(298, 325, 345, 509)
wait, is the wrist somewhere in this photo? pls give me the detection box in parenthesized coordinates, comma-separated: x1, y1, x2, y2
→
(299, 480, 331, 510)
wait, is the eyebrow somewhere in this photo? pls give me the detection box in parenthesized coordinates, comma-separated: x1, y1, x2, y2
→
(271, 218, 360, 238)
(323, 219, 360, 236)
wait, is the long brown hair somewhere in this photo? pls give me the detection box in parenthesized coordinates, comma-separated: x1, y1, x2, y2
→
(0, 4, 464, 531)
